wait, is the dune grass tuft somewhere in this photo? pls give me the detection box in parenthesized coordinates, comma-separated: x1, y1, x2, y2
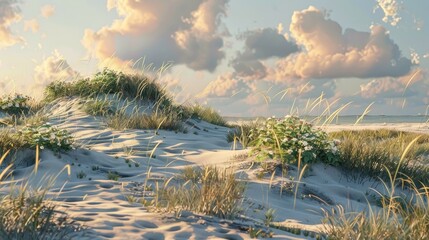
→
(0, 152, 80, 239)
(330, 129, 429, 184)
(182, 104, 228, 127)
(146, 166, 245, 219)
(323, 175, 429, 240)
(106, 109, 184, 132)
(44, 68, 172, 108)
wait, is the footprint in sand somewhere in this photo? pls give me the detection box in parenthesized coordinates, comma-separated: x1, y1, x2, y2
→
(166, 225, 181, 232)
(133, 220, 159, 229)
(141, 232, 165, 240)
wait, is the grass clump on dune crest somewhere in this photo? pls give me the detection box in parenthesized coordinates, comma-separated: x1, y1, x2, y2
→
(146, 166, 245, 219)
(181, 104, 228, 127)
(44, 68, 172, 107)
(106, 110, 185, 132)
(330, 129, 429, 184)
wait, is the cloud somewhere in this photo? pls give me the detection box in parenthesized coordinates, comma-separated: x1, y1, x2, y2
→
(360, 69, 426, 99)
(82, 0, 229, 72)
(24, 19, 39, 33)
(230, 28, 298, 80)
(272, 6, 412, 80)
(197, 73, 250, 99)
(0, 0, 23, 48)
(33, 50, 79, 94)
(41, 4, 55, 18)
(374, 0, 401, 26)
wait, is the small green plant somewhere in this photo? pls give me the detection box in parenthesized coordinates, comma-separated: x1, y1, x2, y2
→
(0, 94, 30, 116)
(76, 171, 86, 179)
(264, 208, 276, 226)
(248, 227, 273, 238)
(17, 124, 74, 152)
(107, 171, 120, 181)
(250, 116, 339, 166)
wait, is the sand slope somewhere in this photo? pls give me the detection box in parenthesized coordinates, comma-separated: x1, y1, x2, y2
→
(2, 100, 423, 239)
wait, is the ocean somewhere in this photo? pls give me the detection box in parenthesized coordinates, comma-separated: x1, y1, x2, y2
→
(224, 115, 429, 125)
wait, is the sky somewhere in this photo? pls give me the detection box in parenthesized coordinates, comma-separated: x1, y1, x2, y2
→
(0, 0, 428, 117)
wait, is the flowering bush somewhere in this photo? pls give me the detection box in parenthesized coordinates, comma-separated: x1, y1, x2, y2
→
(18, 124, 74, 152)
(0, 94, 30, 115)
(250, 116, 339, 165)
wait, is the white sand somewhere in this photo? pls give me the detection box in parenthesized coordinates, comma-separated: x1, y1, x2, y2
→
(2, 101, 426, 240)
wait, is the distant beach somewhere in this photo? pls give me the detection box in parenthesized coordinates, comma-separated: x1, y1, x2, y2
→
(225, 115, 429, 125)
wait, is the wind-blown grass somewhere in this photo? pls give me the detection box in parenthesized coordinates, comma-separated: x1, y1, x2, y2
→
(145, 166, 245, 219)
(182, 104, 228, 127)
(0, 152, 79, 239)
(106, 109, 184, 132)
(44, 68, 172, 108)
(330, 129, 429, 184)
(323, 169, 429, 239)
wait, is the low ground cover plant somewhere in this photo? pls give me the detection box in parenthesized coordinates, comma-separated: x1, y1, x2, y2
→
(250, 116, 339, 166)
(17, 124, 74, 152)
(0, 94, 30, 116)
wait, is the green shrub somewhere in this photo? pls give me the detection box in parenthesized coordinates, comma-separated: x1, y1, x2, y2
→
(250, 116, 339, 165)
(17, 124, 74, 152)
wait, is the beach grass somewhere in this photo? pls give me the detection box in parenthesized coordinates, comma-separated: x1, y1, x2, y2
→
(330, 129, 429, 184)
(0, 152, 79, 239)
(44, 68, 172, 108)
(146, 166, 245, 219)
(323, 172, 429, 240)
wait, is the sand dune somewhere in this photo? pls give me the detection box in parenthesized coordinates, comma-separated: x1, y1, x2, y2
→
(1, 100, 424, 239)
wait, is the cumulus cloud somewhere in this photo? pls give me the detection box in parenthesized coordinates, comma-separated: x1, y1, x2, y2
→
(272, 6, 412, 80)
(197, 73, 250, 98)
(24, 19, 39, 33)
(374, 0, 401, 26)
(82, 0, 229, 72)
(0, 0, 23, 48)
(33, 50, 79, 92)
(360, 69, 425, 99)
(41, 4, 55, 18)
(230, 28, 298, 80)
